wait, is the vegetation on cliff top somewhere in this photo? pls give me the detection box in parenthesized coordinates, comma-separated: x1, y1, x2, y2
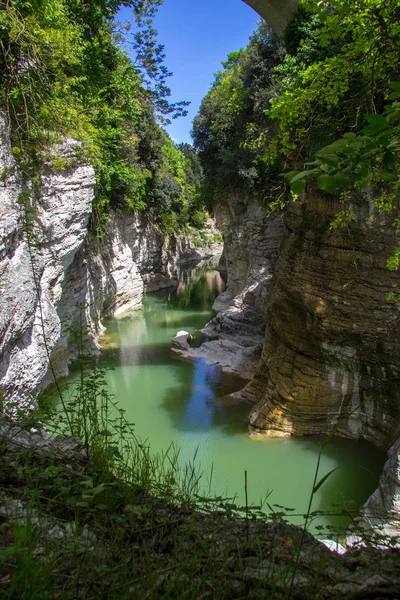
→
(0, 0, 206, 232)
(193, 0, 400, 237)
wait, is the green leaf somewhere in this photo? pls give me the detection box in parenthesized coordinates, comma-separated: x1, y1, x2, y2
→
(389, 82, 400, 91)
(313, 468, 338, 494)
(284, 171, 299, 180)
(316, 139, 348, 155)
(377, 135, 391, 147)
(334, 172, 351, 187)
(343, 132, 357, 140)
(388, 91, 400, 101)
(386, 111, 400, 125)
(379, 172, 397, 183)
(317, 174, 339, 193)
(362, 124, 387, 135)
(365, 114, 388, 126)
(362, 114, 388, 135)
(357, 172, 373, 187)
(361, 148, 381, 159)
(290, 169, 320, 183)
(292, 180, 306, 194)
(383, 151, 396, 167)
(316, 154, 340, 168)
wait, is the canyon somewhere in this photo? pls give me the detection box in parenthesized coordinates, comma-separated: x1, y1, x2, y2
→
(209, 188, 400, 539)
(1, 104, 399, 540)
(0, 114, 221, 413)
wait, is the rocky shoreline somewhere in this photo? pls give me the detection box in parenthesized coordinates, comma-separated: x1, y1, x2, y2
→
(1, 417, 400, 599)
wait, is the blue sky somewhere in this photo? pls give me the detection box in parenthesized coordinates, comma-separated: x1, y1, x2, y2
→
(119, 1, 259, 144)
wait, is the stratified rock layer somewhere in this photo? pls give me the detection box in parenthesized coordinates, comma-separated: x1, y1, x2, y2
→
(0, 127, 95, 411)
(177, 195, 285, 380)
(245, 190, 400, 449)
(207, 195, 284, 345)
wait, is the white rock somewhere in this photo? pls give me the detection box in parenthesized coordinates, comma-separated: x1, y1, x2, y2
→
(320, 539, 347, 554)
(172, 331, 192, 349)
(0, 112, 222, 411)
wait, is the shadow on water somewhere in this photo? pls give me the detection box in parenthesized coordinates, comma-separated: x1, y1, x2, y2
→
(161, 358, 248, 435)
(292, 437, 386, 532)
(99, 342, 176, 368)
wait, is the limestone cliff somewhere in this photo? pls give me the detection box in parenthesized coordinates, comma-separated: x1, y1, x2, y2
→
(0, 115, 221, 411)
(212, 195, 284, 344)
(360, 435, 400, 540)
(206, 185, 400, 534)
(243, 189, 400, 451)
(0, 119, 95, 412)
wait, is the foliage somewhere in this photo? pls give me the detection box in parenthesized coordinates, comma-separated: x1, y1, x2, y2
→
(194, 0, 400, 225)
(286, 93, 400, 195)
(274, 0, 400, 266)
(266, 0, 400, 167)
(0, 0, 197, 233)
(191, 22, 284, 208)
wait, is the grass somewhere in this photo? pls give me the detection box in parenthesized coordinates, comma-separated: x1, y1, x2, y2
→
(1, 322, 399, 598)
(1, 410, 400, 599)
(0, 426, 315, 599)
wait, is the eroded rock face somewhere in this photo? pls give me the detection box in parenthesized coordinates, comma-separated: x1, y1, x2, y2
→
(244, 190, 400, 450)
(180, 195, 284, 381)
(208, 195, 285, 345)
(0, 120, 95, 411)
(360, 436, 400, 540)
(169, 196, 284, 381)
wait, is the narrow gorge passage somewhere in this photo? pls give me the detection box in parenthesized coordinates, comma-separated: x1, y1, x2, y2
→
(42, 263, 386, 536)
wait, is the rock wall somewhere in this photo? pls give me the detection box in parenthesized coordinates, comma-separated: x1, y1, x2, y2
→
(209, 195, 285, 345)
(0, 120, 95, 412)
(0, 115, 222, 411)
(208, 186, 400, 533)
(359, 435, 400, 541)
(175, 194, 285, 380)
(243, 189, 400, 450)
(242, 0, 298, 36)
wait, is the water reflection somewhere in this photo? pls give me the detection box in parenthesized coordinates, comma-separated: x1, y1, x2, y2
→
(182, 360, 219, 430)
(169, 265, 225, 311)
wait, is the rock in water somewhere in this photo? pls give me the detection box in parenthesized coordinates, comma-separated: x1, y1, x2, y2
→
(172, 331, 192, 349)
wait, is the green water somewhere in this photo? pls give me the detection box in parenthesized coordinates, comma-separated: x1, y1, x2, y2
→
(46, 264, 386, 534)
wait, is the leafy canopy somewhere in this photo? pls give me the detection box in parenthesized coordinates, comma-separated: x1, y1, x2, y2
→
(0, 0, 199, 232)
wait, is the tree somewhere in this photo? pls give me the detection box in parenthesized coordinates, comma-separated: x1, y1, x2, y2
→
(191, 22, 283, 207)
(0, 0, 195, 231)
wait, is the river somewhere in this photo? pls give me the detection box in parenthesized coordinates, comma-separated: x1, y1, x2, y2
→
(43, 262, 385, 536)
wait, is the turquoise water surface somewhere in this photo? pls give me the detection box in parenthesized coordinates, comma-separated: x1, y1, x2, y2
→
(45, 264, 385, 535)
